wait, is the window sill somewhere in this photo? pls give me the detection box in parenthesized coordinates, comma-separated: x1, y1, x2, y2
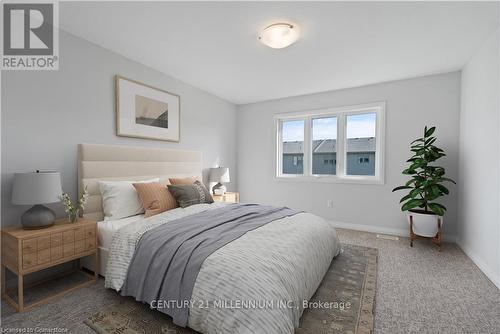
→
(274, 175, 385, 185)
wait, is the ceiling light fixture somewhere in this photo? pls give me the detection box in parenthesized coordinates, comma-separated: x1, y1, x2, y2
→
(258, 22, 300, 49)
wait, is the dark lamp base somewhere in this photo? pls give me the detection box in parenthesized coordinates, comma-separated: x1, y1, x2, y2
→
(21, 204, 56, 229)
(212, 182, 227, 195)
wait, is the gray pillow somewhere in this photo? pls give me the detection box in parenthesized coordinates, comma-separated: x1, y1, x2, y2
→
(167, 180, 214, 208)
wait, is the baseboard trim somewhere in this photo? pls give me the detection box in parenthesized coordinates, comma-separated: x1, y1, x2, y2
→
(456, 240, 500, 290)
(330, 220, 457, 243)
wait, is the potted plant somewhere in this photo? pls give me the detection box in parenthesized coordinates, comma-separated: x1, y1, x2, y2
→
(392, 126, 455, 243)
(60, 187, 88, 223)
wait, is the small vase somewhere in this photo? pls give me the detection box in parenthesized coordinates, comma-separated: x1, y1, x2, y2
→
(68, 211, 79, 223)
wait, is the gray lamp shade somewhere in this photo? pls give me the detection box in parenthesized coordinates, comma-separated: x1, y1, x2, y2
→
(12, 171, 62, 205)
(209, 167, 230, 183)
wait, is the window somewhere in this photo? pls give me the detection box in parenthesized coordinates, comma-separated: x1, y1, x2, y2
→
(280, 119, 304, 175)
(312, 116, 337, 175)
(275, 102, 385, 184)
(346, 114, 376, 175)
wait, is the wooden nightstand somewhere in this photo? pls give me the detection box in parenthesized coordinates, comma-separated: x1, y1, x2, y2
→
(1, 218, 98, 312)
(212, 192, 239, 203)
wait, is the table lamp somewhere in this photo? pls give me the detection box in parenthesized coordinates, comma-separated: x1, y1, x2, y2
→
(12, 171, 62, 229)
(209, 167, 230, 195)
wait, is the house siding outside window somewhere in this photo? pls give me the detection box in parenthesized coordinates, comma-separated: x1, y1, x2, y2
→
(283, 137, 376, 175)
(275, 102, 385, 184)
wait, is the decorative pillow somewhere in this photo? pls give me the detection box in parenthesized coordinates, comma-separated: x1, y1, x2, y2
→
(167, 181, 214, 208)
(169, 176, 200, 185)
(98, 178, 159, 220)
(133, 182, 178, 217)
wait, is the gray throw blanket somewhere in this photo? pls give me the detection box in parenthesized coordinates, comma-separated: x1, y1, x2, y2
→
(120, 203, 298, 326)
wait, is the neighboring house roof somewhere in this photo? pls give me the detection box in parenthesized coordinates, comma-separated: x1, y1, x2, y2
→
(283, 141, 305, 154)
(283, 137, 375, 154)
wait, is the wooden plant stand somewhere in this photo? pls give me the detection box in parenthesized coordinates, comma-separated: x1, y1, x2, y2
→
(409, 215, 442, 251)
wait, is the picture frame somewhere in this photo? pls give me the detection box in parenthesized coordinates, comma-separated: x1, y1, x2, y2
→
(115, 75, 180, 142)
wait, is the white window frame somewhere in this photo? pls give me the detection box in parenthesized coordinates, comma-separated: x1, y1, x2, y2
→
(274, 101, 385, 185)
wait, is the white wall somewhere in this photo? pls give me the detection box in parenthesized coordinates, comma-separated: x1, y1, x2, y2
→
(237, 72, 461, 238)
(458, 27, 500, 288)
(1, 30, 237, 227)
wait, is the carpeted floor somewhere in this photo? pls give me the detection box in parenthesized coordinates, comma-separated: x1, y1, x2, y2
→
(1, 228, 500, 333)
(339, 229, 500, 334)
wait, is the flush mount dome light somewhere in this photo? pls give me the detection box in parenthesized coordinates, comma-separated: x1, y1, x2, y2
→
(258, 23, 300, 49)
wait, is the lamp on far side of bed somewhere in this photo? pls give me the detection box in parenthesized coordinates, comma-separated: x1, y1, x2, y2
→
(12, 171, 62, 229)
(209, 167, 230, 195)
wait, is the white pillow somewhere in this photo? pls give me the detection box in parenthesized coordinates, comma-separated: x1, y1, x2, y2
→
(98, 179, 159, 220)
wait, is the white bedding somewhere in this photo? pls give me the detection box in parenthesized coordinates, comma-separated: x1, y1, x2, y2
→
(82, 215, 145, 276)
(97, 215, 144, 249)
(98, 179, 158, 220)
(105, 203, 341, 334)
(105, 203, 228, 290)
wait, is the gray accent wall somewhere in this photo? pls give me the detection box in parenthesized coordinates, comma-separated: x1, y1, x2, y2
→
(1, 30, 237, 228)
(237, 72, 461, 238)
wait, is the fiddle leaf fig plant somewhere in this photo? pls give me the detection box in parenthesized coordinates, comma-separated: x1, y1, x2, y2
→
(392, 126, 456, 216)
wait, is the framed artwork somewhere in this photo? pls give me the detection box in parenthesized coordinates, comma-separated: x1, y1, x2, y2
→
(116, 75, 180, 142)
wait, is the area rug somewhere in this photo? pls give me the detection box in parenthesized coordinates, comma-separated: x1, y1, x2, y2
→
(84, 243, 377, 334)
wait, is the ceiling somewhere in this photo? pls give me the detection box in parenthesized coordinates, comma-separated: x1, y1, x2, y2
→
(59, 2, 499, 105)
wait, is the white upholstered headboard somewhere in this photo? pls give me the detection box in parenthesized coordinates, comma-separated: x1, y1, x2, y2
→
(78, 143, 202, 221)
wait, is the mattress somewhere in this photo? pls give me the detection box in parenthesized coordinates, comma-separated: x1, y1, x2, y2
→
(82, 214, 144, 276)
(98, 214, 144, 249)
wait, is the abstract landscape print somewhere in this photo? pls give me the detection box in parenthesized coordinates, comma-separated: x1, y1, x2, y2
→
(116, 75, 180, 142)
(135, 94, 169, 129)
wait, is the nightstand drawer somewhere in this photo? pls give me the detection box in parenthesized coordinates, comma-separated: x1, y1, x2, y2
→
(51, 232, 62, 247)
(63, 243, 74, 257)
(74, 227, 85, 241)
(37, 248, 50, 265)
(84, 227, 95, 239)
(22, 238, 37, 254)
(23, 252, 37, 269)
(62, 230, 74, 244)
(51, 246, 62, 261)
(85, 238, 96, 251)
(37, 236, 50, 250)
(75, 239, 85, 253)
(212, 192, 239, 203)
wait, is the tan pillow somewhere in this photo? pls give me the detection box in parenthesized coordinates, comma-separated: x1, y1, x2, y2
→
(169, 176, 200, 185)
(132, 182, 178, 217)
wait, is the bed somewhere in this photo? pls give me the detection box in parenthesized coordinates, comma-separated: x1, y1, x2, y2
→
(78, 143, 341, 334)
(93, 215, 143, 274)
